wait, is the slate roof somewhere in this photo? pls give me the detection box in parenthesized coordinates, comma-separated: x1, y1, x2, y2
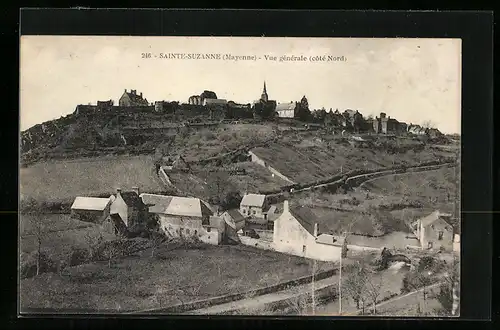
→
(416, 210, 452, 228)
(71, 197, 111, 211)
(226, 209, 246, 223)
(288, 205, 317, 236)
(140, 193, 213, 218)
(276, 103, 297, 112)
(122, 91, 149, 105)
(240, 194, 266, 207)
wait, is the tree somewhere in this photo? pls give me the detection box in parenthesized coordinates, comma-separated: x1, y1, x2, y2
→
(436, 257, 460, 316)
(205, 169, 240, 213)
(366, 274, 383, 314)
(83, 228, 104, 261)
(150, 231, 166, 258)
(21, 198, 47, 276)
(101, 239, 124, 268)
(421, 120, 435, 129)
(342, 261, 370, 313)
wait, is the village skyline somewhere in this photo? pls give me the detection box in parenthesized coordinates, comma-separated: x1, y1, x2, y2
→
(20, 36, 461, 133)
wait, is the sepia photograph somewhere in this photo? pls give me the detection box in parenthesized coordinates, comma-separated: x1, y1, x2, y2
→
(19, 36, 461, 317)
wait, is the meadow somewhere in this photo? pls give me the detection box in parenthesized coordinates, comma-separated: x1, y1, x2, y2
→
(20, 243, 334, 312)
(20, 155, 164, 204)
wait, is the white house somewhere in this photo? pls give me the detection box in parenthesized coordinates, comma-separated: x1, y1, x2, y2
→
(272, 200, 346, 262)
(203, 98, 227, 106)
(275, 102, 298, 118)
(411, 210, 454, 251)
(240, 193, 269, 223)
(140, 193, 224, 245)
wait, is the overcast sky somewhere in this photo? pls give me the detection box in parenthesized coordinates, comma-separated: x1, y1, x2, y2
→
(20, 36, 461, 133)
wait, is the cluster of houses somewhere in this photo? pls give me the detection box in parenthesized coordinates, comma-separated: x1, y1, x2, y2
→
(70, 187, 459, 262)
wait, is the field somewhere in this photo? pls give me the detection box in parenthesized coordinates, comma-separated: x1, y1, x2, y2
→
(292, 166, 460, 237)
(249, 135, 456, 183)
(20, 244, 334, 312)
(360, 166, 460, 215)
(20, 214, 116, 262)
(167, 162, 290, 201)
(158, 124, 277, 161)
(20, 155, 164, 203)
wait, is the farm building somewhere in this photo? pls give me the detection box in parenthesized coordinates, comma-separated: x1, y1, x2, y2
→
(70, 196, 112, 223)
(109, 187, 148, 233)
(140, 193, 224, 245)
(411, 210, 454, 252)
(220, 209, 246, 242)
(240, 193, 270, 223)
(272, 200, 347, 262)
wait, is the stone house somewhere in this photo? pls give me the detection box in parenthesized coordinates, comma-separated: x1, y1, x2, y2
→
(70, 196, 112, 224)
(119, 89, 149, 107)
(108, 187, 148, 234)
(240, 193, 270, 223)
(411, 210, 454, 251)
(140, 193, 224, 245)
(272, 201, 347, 262)
(220, 209, 246, 242)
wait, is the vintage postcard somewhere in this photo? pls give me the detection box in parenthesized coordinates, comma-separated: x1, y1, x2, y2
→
(19, 36, 461, 316)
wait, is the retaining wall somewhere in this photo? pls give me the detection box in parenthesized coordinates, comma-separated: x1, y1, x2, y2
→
(129, 267, 338, 314)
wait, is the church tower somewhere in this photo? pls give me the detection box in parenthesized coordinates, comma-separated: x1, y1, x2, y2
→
(260, 81, 269, 103)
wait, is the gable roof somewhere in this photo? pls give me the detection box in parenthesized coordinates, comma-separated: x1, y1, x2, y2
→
(276, 103, 297, 111)
(119, 191, 145, 208)
(418, 210, 452, 228)
(140, 193, 212, 218)
(240, 194, 266, 207)
(289, 205, 316, 236)
(121, 91, 148, 105)
(140, 193, 173, 213)
(226, 209, 246, 223)
(71, 197, 111, 211)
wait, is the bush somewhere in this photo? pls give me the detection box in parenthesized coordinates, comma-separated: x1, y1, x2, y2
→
(67, 247, 91, 266)
(20, 251, 57, 278)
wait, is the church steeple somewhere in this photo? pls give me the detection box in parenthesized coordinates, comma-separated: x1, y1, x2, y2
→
(261, 81, 269, 102)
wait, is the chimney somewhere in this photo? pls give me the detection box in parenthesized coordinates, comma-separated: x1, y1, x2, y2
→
(314, 223, 319, 237)
(132, 90, 136, 95)
(116, 188, 121, 195)
(283, 200, 289, 213)
(140, 92, 143, 98)
(132, 186, 140, 195)
(124, 89, 127, 93)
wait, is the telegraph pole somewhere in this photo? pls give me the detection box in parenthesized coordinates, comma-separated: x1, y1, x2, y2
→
(339, 248, 342, 315)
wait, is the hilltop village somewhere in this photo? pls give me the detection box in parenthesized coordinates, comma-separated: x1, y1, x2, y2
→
(20, 82, 460, 315)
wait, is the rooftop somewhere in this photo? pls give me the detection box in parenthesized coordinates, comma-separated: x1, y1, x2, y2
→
(71, 196, 111, 211)
(240, 193, 266, 208)
(140, 193, 213, 218)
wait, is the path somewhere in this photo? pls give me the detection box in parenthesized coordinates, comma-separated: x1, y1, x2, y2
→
(184, 271, 343, 315)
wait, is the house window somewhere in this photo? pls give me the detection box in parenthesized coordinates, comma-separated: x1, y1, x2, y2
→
(186, 228, 190, 235)
(242, 209, 246, 214)
(194, 230, 197, 235)
(302, 245, 306, 253)
(438, 231, 443, 240)
(207, 227, 211, 232)
(253, 210, 256, 215)
(428, 242, 433, 249)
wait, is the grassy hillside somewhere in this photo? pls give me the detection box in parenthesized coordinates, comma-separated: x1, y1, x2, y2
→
(293, 166, 460, 236)
(20, 155, 164, 204)
(250, 135, 457, 183)
(20, 244, 333, 311)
